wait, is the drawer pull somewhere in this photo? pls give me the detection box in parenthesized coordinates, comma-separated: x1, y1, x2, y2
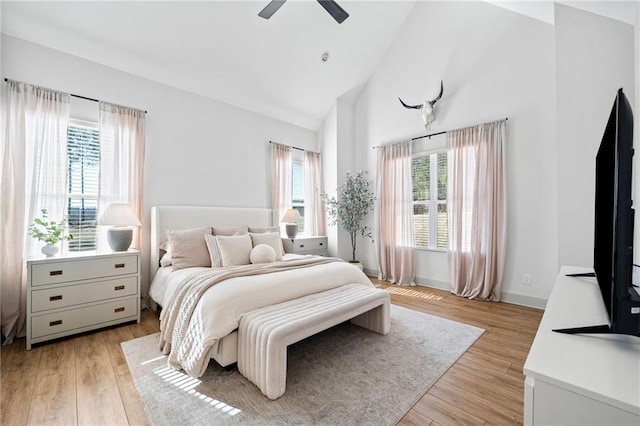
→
(49, 295, 63, 301)
(49, 320, 62, 326)
(114, 307, 125, 313)
(49, 270, 63, 276)
(319, 242, 324, 246)
(114, 263, 125, 269)
(114, 285, 125, 291)
(299, 244, 305, 248)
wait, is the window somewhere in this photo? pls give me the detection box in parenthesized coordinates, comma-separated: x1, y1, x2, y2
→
(67, 122, 100, 251)
(412, 151, 448, 250)
(291, 160, 305, 233)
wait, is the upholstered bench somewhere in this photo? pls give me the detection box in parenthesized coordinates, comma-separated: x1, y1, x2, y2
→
(237, 283, 390, 400)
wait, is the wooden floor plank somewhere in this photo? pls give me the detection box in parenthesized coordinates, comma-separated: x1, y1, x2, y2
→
(0, 280, 542, 425)
(75, 337, 129, 425)
(26, 339, 77, 425)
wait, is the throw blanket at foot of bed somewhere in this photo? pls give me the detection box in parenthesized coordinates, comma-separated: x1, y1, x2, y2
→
(238, 283, 390, 400)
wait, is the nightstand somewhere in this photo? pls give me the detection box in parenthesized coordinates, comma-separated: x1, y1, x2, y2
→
(282, 236, 328, 256)
(26, 250, 140, 350)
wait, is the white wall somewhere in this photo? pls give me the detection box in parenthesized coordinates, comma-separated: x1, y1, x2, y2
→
(555, 4, 635, 269)
(2, 35, 318, 299)
(318, 97, 358, 260)
(354, 2, 635, 306)
(354, 1, 558, 306)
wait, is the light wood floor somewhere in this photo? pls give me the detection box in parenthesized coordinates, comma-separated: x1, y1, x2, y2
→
(1, 280, 543, 425)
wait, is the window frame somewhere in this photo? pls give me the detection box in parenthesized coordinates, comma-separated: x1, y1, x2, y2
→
(412, 148, 448, 253)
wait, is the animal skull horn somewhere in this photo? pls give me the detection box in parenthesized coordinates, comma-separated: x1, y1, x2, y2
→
(399, 80, 444, 130)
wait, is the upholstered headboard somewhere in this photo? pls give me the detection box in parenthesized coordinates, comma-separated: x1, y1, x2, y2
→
(150, 206, 278, 281)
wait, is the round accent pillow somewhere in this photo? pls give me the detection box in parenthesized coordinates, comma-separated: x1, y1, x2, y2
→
(250, 244, 277, 264)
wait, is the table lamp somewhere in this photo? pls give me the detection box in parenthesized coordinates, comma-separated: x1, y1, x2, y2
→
(99, 203, 141, 251)
(281, 209, 301, 239)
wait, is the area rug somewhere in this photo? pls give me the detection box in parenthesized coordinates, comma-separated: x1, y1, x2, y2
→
(122, 305, 484, 426)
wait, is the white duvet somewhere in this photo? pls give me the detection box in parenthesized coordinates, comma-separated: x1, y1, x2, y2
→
(155, 256, 373, 377)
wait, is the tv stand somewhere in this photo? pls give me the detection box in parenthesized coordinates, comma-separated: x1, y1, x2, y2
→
(553, 324, 610, 334)
(523, 266, 640, 425)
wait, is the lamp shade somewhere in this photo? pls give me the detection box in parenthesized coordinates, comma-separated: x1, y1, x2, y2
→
(99, 204, 141, 227)
(280, 209, 301, 224)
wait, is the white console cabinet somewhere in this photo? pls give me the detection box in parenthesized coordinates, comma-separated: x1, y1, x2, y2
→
(26, 250, 140, 350)
(523, 266, 640, 425)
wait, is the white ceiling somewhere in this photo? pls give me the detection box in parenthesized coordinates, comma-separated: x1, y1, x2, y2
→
(2, 1, 637, 131)
(1, 1, 417, 130)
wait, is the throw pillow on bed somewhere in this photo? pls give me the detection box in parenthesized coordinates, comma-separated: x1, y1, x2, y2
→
(250, 232, 283, 260)
(250, 244, 277, 264)
(204, 234, 223, 268)
(216, 233, 253, 266)
(166, 227, 213, 270)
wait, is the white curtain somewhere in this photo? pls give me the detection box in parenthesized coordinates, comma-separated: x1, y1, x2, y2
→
(271, 142, 292, 226)
(376, 140, 415, 285)
(447, 120, 507, 301)
(98, 102, 146, 251)
(1, 80, 70, 343)
(304, 151, 325, 236)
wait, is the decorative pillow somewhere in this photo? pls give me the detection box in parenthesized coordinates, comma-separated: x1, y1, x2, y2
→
(250, 244, 276, 264)
(250, 232, 283, 260)
(248, 226, 280, 234)
(203, 234, 223, 268)
(166, 227, 212, 270)
(213, 225, 249, 236)
(215, 234, 253, 267)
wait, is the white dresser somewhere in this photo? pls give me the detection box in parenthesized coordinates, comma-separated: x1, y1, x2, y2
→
(26, 250, 140, 350)
(282, 236, 328, 256)
(523, 266, 640, 425)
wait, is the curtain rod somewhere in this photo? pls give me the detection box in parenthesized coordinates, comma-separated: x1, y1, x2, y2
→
(3, 78, 148, 114)
(373, 117, 508, 148)
(268, 140, 305, 152)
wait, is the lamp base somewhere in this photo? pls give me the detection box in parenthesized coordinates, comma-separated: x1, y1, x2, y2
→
(107, 227, 133, 251)
(285, 223, 298, 239)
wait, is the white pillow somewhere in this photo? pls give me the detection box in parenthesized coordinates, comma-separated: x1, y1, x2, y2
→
(250, 244, 276, 264)
(250, 232, 283, 260)
(204, 234, 223, 268)
(160, 251, 172, 267)
(216, 234, 253, 267)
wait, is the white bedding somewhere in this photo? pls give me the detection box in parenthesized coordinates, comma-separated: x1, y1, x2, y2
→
(149, 253, 305, 307)
(154, 256, 374, 377)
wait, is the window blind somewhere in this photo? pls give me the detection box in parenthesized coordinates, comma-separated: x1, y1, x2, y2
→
(67, 124, 100, 251)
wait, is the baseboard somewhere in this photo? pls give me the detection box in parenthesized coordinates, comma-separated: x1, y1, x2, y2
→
(499, 292, 547, 309)
(366, 267, 547, 309)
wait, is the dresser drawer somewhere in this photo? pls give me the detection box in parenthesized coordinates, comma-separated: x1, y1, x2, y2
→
(283, 237, 327, 255)
(31, 276, 138, 313)
(31, 297, 138, 339)
(30, 255, 138, 286)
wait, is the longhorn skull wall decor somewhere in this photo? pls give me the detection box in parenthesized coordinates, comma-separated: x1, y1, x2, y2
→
(399, 80, 444, 130)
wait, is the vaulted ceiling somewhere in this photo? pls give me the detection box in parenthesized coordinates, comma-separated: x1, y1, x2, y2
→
(2, 1, 637, 130)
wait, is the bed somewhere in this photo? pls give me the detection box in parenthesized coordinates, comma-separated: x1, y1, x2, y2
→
(148, 205, 386, 378)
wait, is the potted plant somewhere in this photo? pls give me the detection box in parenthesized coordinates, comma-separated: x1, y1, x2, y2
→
(322, 170, 375, 267)
(28, 209, 73, 257)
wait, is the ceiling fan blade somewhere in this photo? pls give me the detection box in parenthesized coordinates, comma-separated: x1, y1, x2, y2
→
(258, 0, 287, 19)
(317, 0, 349, 24)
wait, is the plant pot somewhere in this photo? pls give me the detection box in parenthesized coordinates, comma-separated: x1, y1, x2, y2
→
(349, 260, 364, 271)
(41, 243, 59, 257)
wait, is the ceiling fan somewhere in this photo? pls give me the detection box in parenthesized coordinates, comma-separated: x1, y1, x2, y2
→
(259, 0, 349, 24)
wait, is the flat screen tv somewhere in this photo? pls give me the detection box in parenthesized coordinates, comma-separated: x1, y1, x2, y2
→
(554, 88, 640, 337)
